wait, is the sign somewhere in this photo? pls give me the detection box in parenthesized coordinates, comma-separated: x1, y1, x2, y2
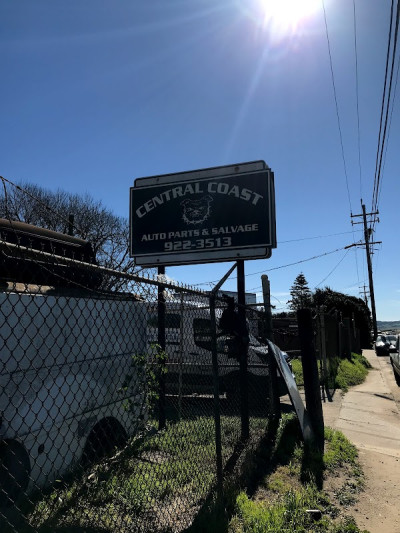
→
(129, 161, 276, 266)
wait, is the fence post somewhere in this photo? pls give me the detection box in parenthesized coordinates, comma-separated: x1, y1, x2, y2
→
(261, 275, 280, 422)
(318, 311, 328, 401)
(297, 308, 324, 453)
(208, 262, 237, 498)
(210, 293, 223, 498)
(337, 312, 343, 358)
(158, 266, 166, 430)
(237, 260, 249, 440)
(344, 318, 352, 359)
(178, 292, 184, 418)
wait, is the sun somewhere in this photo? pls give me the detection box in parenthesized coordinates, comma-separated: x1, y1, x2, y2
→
(258, 0, 320, 35)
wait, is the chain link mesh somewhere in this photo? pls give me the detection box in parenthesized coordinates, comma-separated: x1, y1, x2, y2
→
(0, 215, 285, 532)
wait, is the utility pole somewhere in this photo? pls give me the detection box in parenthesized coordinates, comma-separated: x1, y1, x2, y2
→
(351, 204, 379, 340)
(362, 204, 378, 340)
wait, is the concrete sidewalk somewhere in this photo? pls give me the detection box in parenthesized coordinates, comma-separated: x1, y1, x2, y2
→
(323, 350, 400, 457)
(322, 349, 400, 533)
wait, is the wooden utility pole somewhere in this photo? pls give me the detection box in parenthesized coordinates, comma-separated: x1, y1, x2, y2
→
(362, 204, 378, 340)
(350, 204, 379, 340)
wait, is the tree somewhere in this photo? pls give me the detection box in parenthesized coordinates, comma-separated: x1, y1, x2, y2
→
(313, 287, 372, 348)
(287, 272, 313, 311)
(0, 181, 154, 291)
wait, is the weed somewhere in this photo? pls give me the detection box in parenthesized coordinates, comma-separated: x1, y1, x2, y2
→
(323, 427, 358, 470)
(228, 415, 368, 533)
(291, 358, 304, 387)
(335, 354, 369, 392)
(292, 352, 371, 393)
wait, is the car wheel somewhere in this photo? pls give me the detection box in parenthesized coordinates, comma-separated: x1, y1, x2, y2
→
(82, 418, 128, 465)
(0, 440, 30, 507)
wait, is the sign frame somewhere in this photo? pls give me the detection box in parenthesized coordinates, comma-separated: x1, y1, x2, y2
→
(129, 160, 276, 266)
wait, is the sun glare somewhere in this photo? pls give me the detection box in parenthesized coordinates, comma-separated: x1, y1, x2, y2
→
(259, 0, 320, 36)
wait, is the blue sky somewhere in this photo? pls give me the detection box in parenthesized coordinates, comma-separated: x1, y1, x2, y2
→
(1, 0, 398, 320)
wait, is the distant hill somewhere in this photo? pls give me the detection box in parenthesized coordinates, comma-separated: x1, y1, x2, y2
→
(377, 321, 400, 333)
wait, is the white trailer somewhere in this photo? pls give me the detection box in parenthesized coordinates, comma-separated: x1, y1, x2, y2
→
(0, 289, 148, 506)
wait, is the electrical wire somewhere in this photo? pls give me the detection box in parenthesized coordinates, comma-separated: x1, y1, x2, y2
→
(372, 0, 395, 213)
(249, 249, 352, 296)
(353, 0, 363, 200)
(279, 229, 361, 244)
(314, 249, 350, 288)
(322, 0, 353, 215)
(192, 246, 348, 287)
(372, 0, 400, 218)
(376, 37, 400, 213)
(323, 0, 362, 297)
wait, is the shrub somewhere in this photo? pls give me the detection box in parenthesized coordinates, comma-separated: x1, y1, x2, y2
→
(335, 353, 369, 392)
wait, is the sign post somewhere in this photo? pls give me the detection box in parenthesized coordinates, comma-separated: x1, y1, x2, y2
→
(129, 160, 277, 444)
(237, 260, 249, 440)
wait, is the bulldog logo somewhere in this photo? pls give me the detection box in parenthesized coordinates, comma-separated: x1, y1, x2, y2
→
(181, 195, 213, 225)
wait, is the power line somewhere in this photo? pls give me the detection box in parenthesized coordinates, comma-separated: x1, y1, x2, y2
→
(250, 247, 348, 276)
(279, 229, 361, 244)
(353, 0, 363, 200)
(375, 36, 400, 215)
(372, 0, 400, 217)
(323, 0, 363, 294)
(322, 0, 352, 215)
(193, 246, 348, 287)
(314, 249, 350, 289)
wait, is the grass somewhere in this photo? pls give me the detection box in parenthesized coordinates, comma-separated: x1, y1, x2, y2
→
(23, 415, 266, 533)
(28, 418, 218, 531)
(291, 352, 371, 392)
(13, 352, 371, 533)
(335, 353, 371, 392)
(229, 414, 369, 533)
(291, 358, 304, 387)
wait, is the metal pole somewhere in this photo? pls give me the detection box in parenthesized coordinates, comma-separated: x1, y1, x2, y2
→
(208, 262, 237, 498)
(237, 260, 249, 440)
(68, 214, 74, 236)
(178, 292, 184, 419)
(261, 275, 274, 343)
(158, 266, 166, 430)
(261, 275, 280, 420)
(210, 293, 223, 498)
(319, 311, 328, 401)
(362, 204, 378, 340)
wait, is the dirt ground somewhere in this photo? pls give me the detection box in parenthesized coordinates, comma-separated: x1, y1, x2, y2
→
(322, 349, 400, 533)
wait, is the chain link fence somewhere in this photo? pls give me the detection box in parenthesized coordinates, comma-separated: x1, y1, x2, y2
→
(0, 216, 287, 532)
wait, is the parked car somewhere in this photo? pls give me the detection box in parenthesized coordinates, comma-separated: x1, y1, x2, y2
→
(375, 334, 397, 356)
(389, 335, 400, 385)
